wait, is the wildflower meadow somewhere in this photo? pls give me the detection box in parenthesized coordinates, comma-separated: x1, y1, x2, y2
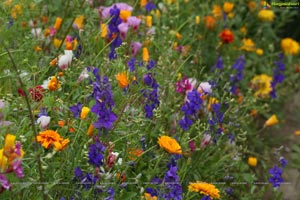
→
(1, 0, 300, 199)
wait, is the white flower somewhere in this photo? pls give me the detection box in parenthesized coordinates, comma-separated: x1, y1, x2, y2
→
(58, 50, 73, 70)
(198, 82, 212, 94)
(37, 116, 51, 129)
(31, 28, 43, 39)
(77, 68, 89, 83)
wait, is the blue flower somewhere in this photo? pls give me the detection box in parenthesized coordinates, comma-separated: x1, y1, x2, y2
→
(88, 140, 106, 167)
(128, 58, 136, 72)
(70, 103, 83, 118)
(269, 165, 284, 188)
(74, 167, 98, 190)
(146, 60, 156, 70)
(229, 55, 245, 94)
(270, 54, 285, 98)
(145, 2, 156, 12)
(108, 6, 122, 60)
(279, 156, 288, 168)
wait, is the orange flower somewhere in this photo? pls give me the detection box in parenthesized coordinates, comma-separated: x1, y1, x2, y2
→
(212, 5, 222, 19)
(248, 156, 257, 167)
(158, 135, 182, 154)
(264, 115, 279, 127)
(128, 148, 143, 160)
(54, 17, 62, 30)
(48, 76, 60, 91)
(143, 47, 150, 62)
(188, 182, 220, 199)
(36, 130, 69, 151)
(219, 29, 234, 44)
(73, 15, 84, 29)
(120, 10, 131, 22)
(140, 0, 148, 7)
(115, 72, 130, 89)
(294, 130, 300, 136)
(223, 2, 234, 14)
(204, 16, 216, 30)
(146, 16, 152, 27)
(87, 123, 94, 136)
(57, 120, 65, 127)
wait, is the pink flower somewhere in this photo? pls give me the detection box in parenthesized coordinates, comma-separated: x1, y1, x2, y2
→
(118, 23, 129, 40)
(200, 134, 211, 148)
(0, 174, 11, 190)
(127, 16, 141, 31)
(58, 50, 73, 70)
(12, 160, 24, 178)
(131, 42, 142, 56)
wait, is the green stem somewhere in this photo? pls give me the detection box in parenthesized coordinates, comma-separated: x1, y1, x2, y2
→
(4, 46, 47, 200)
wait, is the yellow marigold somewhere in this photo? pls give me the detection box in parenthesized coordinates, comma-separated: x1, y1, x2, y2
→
(258, 10, 275, 22)
(195, 16, 200, 25)
(146, 16, 152, 27)
(251, 74, 272, 98)
(80, 106, 90, 119)
(143, 47, 150, 62)
(212, 5, 222, 19)
(115, 71, 130, 89)
(240, 38, 255, 52)
(36, 130, 69, 151)
(120, 10, 131, 22)
(281, 38, 300, 55)
(188, 182, 220, 199)
(223, 2, 234, 14)
(54, 17, 63, 30)
(248, 156, 257, 167)
(48, 76, 61, 91)
(265, 114, 279, 127)
(73, 15, 84, 29)
(158, 135, 182, 155)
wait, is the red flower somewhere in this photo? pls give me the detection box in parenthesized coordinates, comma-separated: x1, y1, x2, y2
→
(219, 29, 234, 44)
(29, 86, 44, 102)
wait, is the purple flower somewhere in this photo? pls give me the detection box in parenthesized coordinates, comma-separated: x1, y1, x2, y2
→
(0, 174, 11, 190)
(214, 56, 224, 70)
(12, 160, 24, 178)
(230, 55, 245, 94)
(70, 103, 82, 118)
(179, 115, 193, 131)
(131, 42, 142, 56)
(279, 156, 288, 168)
(225, 187, 233, 195)
(88, 140, 106, 167)
(201, 196, 212, 200)
(145, 2, 156, 12)
(269, 165, 284, 188)
(146, 60, 156, 70)
(104, 187, 115, 200)
(270, 54, 285, 98)
(128, 58, 136, 71)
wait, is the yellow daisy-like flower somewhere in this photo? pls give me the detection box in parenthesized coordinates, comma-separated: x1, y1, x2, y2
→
(258, 10, 275, 22)
(158, 135, 182, 155)
(251, 74, 272, 98)
(188, 182, 220, 199)
(248, 156, 257, 167)
(265, 114, 279, 127)
(281, 38, 300, 55)
(240, 38, 256, 52)
(115, 71, 130, 89)
(223, 2, 234, 14)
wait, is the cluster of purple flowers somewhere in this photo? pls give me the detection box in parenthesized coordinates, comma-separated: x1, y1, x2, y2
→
(269, 156, 288, 188)
(88, 67, 117, 132)
(74, 167, 99, 190)
(270, 54, 285, 98)
(208, 103, 225, 137)
(107, 6, 122, 60)
(145, 159, 182, 200)
(70, 102, 82, 118)
(142, 73, 159, 118)
(145, 1, 156, 12)
(213, 56, 224, 70)
(229, 55, 245, 95)
(88, 140, 106, 167)
(179, 89, 203, 130)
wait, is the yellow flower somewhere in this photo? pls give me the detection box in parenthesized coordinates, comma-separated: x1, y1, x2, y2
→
(251, 74, 272, 98)
(143, 193, 157, 200)
(240, 38, 256, 52)
(158, 135, 182, 155)
(281, 38, 300, 55)
(212, 5, 222, 19)
(80, 107, 90, 119)
(115, 72, 130, 89)
(294, 130, 300, 136)
(223, 2, 234, 14)
(120, 10, 131, 22)
(248, 1, 257, 12)
(228, 12, 234, 19)
(256, 48, 264, 56)
(240, 26, 247, 35)
(100, 23, 108, 38)
(195, 16, 200, 25)
(248, 156, 257, 167)
(140, 0, 148, 7)
(48, 76, 61, 91)
(265, 114, 279, 127)
(188, 182, 220, 199)
(36, 130, 69, 151)
(258, 10, 275, 22)
(208, 97, 219, 111)
(54, 17, 63, 30)
(10, 4, 22, 19)
(146, 16, 152, 27)
(53, 38, 62, 48)
(143, 47, 150, 62)
(176, 32, 182, 40)
(73, 15, 84, 29)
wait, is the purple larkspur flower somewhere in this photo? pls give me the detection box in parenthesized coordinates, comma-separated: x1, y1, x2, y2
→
(279, 156, 288, 168)
(88, 140, 106, 167)
(270, 54, 285, 98)
(145, 2, 156, 12)
(269, 165, 284, 188)
(230, 55, 245, 94)
(128, 58, 136, 72)
(70, 102, 83, 118)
